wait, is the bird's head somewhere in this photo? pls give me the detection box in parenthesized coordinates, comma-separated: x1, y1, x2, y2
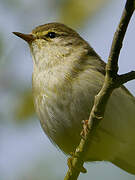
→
(13, 23, 89, 69)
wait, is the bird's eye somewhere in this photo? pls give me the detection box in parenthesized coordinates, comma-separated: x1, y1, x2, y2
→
(46, 32, 56, 39)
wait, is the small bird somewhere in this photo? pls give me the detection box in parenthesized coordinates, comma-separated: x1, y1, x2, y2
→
(13, 22, 135, 174)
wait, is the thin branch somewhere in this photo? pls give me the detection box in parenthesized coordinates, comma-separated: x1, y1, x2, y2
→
(64, 0, 135, 180)
(107, 0, 135, 75)
(118, 71, 135, 85)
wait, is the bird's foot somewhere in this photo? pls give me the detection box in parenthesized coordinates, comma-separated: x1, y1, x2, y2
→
(67, 156, 87, 174)
(80, 120, 89, 139)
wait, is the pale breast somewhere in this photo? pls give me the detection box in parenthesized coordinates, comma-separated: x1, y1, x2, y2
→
(32, 64, 135, 162)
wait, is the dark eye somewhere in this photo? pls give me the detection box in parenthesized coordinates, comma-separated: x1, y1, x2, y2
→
(46, 32, 56, 39)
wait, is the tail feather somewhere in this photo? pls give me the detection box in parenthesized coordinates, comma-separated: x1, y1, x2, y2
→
(112, 145, 135, 174)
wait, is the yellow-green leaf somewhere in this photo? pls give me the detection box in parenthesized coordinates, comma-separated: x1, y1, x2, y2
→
(60, 0, 109, 27)
(15, 91, 35, 122)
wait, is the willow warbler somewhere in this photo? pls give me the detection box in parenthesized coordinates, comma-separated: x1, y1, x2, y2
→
(13, 23, 135, 174)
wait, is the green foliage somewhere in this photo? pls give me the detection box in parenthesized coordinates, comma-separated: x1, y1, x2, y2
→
(60, 0, 109, 27)
(15, 90, 35, 122)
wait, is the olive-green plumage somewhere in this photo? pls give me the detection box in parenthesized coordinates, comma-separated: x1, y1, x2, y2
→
(14, 23, 135, 174)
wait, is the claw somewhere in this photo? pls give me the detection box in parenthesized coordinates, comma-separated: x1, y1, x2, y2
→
(80, 120, 89, 139)
(67, 157, 73, 173)
(67, 156, 87, 174)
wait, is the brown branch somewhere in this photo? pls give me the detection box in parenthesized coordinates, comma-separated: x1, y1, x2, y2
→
(64, 0, 135, 180)
(118, 71, 135, 85)
(107, 0, 135, 76)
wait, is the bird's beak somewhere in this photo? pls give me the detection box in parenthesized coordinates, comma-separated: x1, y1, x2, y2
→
(13, 32, 35, 43)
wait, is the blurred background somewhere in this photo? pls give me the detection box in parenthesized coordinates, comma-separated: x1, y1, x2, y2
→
(0, 0, 135, 179)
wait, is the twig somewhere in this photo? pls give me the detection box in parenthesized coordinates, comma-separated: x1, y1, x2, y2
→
(64, 0, 135, 180)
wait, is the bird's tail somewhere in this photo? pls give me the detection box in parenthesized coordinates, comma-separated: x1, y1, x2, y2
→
(112, 144, 135, 174)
